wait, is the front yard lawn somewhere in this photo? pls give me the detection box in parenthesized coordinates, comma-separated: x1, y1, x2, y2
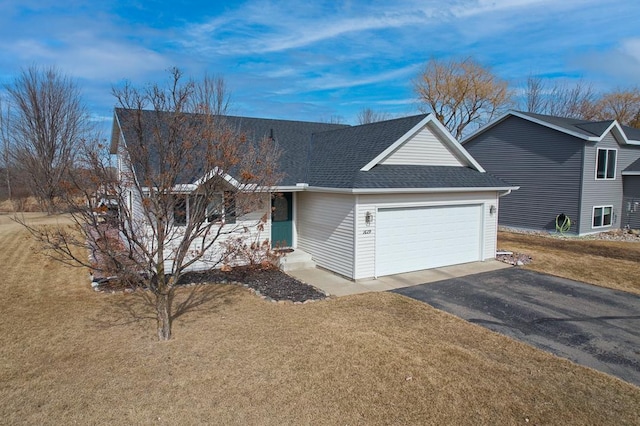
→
(1, 215, 639, 424)
(498, 231, 640, 295)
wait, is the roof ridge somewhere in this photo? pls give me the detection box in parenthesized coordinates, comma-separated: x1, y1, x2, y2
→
(115, 107, 351, 128)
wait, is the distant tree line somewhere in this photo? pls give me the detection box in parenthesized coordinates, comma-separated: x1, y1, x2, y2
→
(411, 57, 640, 138)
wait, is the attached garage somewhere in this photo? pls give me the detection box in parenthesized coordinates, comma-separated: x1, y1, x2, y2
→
(375, 204, 483, 277)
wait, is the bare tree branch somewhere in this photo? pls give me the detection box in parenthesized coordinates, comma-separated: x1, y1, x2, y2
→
(3, 66, 92, 213)
(414, 57, 512, 139)
(22, 68, 282, 341)
(357, 108, 391, 124)
(520, 76, 596, 119)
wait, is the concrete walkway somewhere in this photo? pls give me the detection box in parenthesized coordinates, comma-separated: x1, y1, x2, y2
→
(288, 260, 511, 297)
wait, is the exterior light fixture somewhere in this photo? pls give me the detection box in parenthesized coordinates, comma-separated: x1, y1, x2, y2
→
(489, 205, 497, 215)
(365, 211, 372, 225)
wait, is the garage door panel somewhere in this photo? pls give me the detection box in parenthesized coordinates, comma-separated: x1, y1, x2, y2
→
(376, 205, 482, 276)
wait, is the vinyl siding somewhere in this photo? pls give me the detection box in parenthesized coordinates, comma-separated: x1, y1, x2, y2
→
(354, 192, 498, 279)
(296, 192, 355, 278)
(117, 136, 147, 233)
(622, 176, 640, 229)
(464, 116, 583, 233)
(579, 133, 640, 234)
(162, 193, 272, 272)
(381, 125, 464, 167)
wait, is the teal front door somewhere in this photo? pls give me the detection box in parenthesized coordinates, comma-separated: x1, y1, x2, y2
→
(271, 192, 293, 247)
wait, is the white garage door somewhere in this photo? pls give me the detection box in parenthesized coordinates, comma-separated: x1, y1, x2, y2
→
(376, 204, 482, 277)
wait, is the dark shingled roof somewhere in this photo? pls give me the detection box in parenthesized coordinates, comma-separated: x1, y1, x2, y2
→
(307, 115, 428, 187)
(517, 111, 640, 142)
(624, 157, 640, 173)
(115, 108, 348, 185)
(622, 125, 640, 142)
(114, 108, 512, 190)
(518, 111, 614, 137)
(350, 165, 513, 189)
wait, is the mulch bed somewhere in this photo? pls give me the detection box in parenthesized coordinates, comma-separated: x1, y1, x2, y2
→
(179, 266, 327, 303)
(94, 265, 328, 303)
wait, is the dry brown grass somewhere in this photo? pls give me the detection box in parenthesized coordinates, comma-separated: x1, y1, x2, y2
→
(0, 197, 42, 212)
(499, 231, 640, 295)
(1, 219, 639, 425)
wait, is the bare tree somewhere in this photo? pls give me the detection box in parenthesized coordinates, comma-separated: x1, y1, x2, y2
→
(523, 74, 546, 114)
(588, 87, 640, 128)
(357, 108, 391, 124)
(0, 97, 11, 201)
(321, 114, 345, 124)
(413, 57, 512, 139)
(191, 72, 231, 115)
(521, 75, 596, 119)
(4, 66, 91, 213)
(21, 68, 282, 340)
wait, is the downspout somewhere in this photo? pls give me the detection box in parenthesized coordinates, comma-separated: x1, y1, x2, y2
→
(577, 144, 586, 235)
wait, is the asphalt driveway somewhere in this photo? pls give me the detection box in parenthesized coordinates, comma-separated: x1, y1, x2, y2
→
(393, 268, 640, 387)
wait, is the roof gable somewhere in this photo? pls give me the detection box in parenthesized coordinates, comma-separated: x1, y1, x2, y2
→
(463, 110, 640, 146)
(623, 157, 640, 175)
(379, 122, 464, 167)
(360, 115, 484, 172)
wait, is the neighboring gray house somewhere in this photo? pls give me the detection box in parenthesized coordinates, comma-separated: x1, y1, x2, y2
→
(111, 110, 516, 280)
(462, 111, 640, 234)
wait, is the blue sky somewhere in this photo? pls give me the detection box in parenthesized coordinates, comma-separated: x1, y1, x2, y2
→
(1, 0, 639, 130)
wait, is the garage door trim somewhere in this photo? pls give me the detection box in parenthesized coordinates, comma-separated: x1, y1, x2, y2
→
(374, 204, 485, 277)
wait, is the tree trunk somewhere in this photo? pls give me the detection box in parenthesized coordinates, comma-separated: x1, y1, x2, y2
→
(156, 292, 172, 341)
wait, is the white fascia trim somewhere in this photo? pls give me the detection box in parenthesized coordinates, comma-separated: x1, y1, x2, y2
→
(305, 186, 519, 194)
(192, 167, 243, 189)
(509, 111, 601, 142)
(273, 184, 308, 192)
(463, 110, 640, 146)
(360, 116, 431, 172)
(360, 114, 485, 173)
(427, 117, 486, 172)
(622, 171, 640, 176)
(463, 110, 601, 143)
(601, 121, 635, 146)
(140, 184, 199, 194)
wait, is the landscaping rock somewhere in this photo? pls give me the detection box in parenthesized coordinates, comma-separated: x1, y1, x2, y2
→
(497, 250, 533, 266)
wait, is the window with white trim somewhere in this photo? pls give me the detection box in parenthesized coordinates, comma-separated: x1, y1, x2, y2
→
(173, 192, 236, 226)
(592, 205, 613, 228)
(596, 148, 616, 180)
(205, 191, 236, 224)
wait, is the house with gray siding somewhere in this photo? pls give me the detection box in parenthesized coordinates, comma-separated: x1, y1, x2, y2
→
(111, 109, 516, 280)
(462, 111, 640, 234)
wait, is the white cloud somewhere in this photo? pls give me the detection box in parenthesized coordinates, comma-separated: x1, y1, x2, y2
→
(182, 1, 434, 56)
(4, 37, 169, 81)
(576, 38, 640, 87)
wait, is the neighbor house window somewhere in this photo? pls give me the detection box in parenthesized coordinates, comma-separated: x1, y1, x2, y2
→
(206, 191, 236, 224)
(592, 205, 613, 228)
(596, 148, 616, 180)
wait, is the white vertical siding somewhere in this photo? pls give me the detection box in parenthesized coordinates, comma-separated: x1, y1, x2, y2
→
(354, 192, 499, 279)
(381, 125, 464, 167)
(297, 192, 355, 278)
